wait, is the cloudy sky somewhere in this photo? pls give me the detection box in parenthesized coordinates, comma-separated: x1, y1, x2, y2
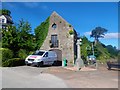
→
(2, 2, 119, 48)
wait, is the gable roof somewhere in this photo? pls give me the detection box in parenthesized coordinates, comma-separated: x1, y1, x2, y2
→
(51, 11, 68, 24)
(0, 15, 13, 24)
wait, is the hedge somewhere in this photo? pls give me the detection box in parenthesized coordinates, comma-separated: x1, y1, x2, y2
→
(2, 58, 25, 67)
(0, 48, 13, 62)
(18, 49, 34, 59)
(18, 49, 28, 59)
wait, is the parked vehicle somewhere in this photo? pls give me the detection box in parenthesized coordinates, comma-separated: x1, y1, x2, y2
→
(88, 55, 96, 65)
(107, 61, 120, 70)
(25, 50, 57, 67)
(88, 55, 96, 61)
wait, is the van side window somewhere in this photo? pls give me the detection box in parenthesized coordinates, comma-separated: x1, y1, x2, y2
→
(43, 52, 48, 57)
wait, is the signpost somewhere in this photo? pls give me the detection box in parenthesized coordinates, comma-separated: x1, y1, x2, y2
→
(86, 42, 98, 69)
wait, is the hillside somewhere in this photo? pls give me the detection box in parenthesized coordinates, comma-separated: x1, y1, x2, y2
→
(81, 36, 119, 63)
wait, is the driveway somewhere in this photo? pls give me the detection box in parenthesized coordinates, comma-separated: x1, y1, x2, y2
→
(1, 65, 119, 88)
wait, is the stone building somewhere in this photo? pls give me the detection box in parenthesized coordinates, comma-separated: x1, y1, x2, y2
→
(40, 11, 77, 66)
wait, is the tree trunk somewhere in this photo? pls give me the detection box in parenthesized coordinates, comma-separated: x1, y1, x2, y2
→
(94, 37, 99, 45)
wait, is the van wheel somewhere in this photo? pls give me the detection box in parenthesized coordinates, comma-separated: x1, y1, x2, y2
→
(52, 61, 57, 66)
(38, 62, 43, 67)
(26, 64, 30, 66)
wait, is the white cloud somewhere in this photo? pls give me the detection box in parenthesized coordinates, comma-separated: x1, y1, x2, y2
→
(84, 31, 91, 36)
(84, 32, 120, 39)
(104, 33, 120, 39)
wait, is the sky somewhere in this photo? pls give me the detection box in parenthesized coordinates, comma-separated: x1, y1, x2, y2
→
(2, 2, 119, 48)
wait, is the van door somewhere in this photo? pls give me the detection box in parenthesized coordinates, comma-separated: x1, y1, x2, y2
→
(43, 52, 49, 65)
(48, 51, 54, 65)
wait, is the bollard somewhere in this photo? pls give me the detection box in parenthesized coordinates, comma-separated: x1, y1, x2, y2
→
(62, 58, 67, 67)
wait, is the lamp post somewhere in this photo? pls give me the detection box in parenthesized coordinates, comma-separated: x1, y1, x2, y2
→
(92, 42, 95, 56)
(76, 38, 84, 70)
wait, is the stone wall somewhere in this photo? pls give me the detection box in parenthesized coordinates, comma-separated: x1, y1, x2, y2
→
(40, 11, 77, 65)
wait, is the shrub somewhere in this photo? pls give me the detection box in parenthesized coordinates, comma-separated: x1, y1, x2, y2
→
(28, 51, 34, 55)
(18, 49, 28, 59)
(2, 58, 25, 67)
(69, 30, 74, 35)
(0, 48, 13, 62)
(69, 24, 72, 27)
(0, 50, 2, 67)
(0, 47, 1, 66)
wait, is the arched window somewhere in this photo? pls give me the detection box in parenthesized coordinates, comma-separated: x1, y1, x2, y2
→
(52, 23, 57, 29)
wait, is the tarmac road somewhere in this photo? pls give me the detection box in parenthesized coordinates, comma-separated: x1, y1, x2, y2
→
(0, 67, 2, 89)
(2, 66, 68, 88)
(1, 65, 119, 89)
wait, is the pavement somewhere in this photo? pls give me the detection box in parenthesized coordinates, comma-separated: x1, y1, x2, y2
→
(1, 64, 119, 88)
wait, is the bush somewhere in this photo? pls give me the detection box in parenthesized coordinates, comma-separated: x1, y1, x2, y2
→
(2, 58, 25, 67)
(69, 30, 74, 35)
(18, 49, 28, 59)
(0, 50, 2, 67)
(0, 48, 13, 62)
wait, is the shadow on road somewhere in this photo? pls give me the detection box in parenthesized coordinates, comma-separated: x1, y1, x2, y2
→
(108, 68, 120, 71)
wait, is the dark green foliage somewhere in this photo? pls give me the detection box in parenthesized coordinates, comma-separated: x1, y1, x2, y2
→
(118, 52, 120, 60)
(95, 42, 110, 62)
(35, 17, 49, 49)
(81, 36, 92, 58)
(69, 24, 72, 27)
(18, 49, 28, 59)
(2, 58, 25, 67)
(1, 10, 50, 67)
(16, 19, 36, 51)
(0, 9, 11, 16)
(2, 25, 20, 56)
(106, 45, 118, 58)
(0, 48, 13, 62)
(90, 27, 108, 44)
(17, 49, 34, 59)
(2, 19, 36, 57)
(80, 36, 117, 63)
(69, 30, 74, 35)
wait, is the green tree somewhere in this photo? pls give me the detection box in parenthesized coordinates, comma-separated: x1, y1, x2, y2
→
(81, 36, 92, 60)
(90, 27, 108, 44)
(0, 9, 11, 16)
(2, 19, 35, 57)
(106, 45, 118, 58)
(17, 19, 35, 51)
(2, 25, 19, 53)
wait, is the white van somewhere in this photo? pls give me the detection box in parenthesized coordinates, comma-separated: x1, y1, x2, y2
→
(25, 50, 57, 67)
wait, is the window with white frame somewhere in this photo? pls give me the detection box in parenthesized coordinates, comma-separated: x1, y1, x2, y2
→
(2, 19, 5, 23)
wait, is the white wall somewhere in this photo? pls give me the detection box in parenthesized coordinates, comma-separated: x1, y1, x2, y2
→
(0, 15, 7, 24)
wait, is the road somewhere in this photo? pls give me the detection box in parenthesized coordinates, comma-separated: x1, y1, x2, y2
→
(1, 65, 119, 88)
(0, 67, 2, 89)
(2, 66, 68, 88)
(44, 65, 119, 88)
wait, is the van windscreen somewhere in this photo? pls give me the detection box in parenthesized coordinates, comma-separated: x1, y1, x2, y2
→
(32, 51, 45, 56)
